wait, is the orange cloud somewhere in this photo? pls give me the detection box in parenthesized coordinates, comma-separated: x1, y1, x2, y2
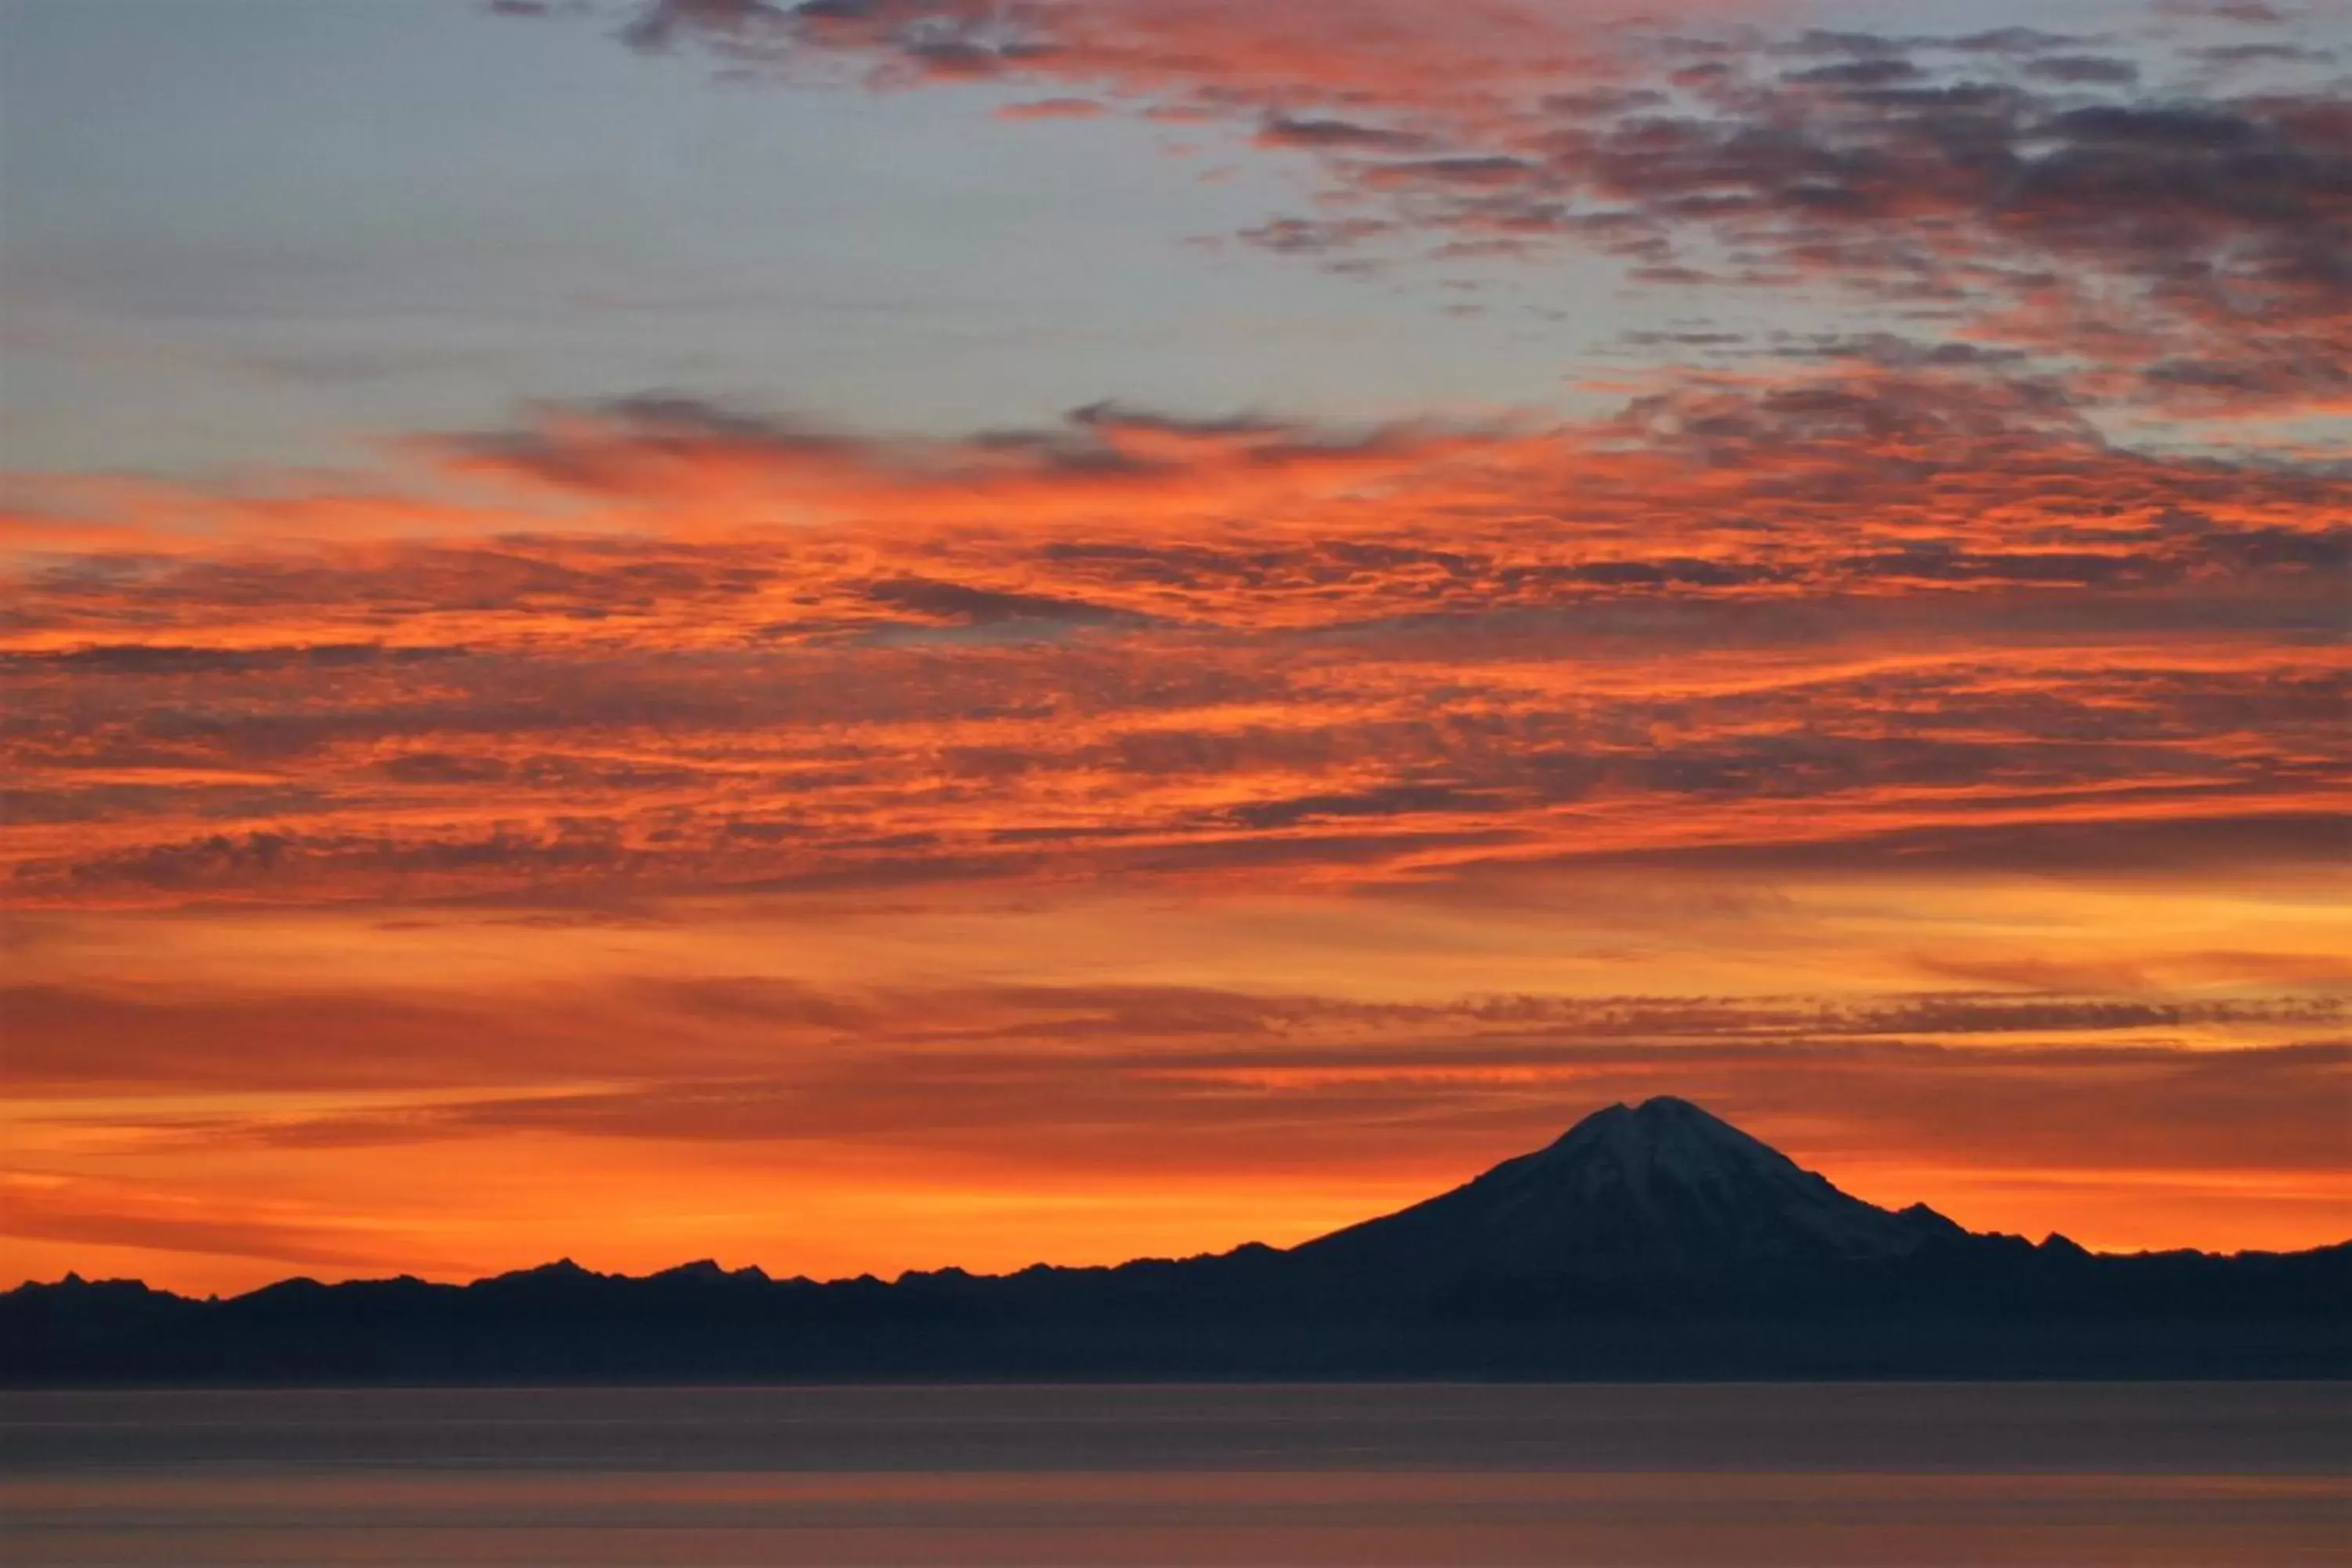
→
(996, 96, 1105, 120)
(4, 374, 2343, 909)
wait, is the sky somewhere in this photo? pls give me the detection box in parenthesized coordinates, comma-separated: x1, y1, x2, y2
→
(1, 0, 2347, 1296)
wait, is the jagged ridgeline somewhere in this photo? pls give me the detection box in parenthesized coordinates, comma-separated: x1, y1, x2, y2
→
(8, 1100, 2346, 1384)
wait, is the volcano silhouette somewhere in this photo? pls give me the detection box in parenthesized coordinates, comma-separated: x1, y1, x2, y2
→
(7, 1097, 2345, 1384)
(1298, 1096, 1970, 1278)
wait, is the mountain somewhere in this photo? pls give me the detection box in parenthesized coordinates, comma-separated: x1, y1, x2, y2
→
(6, 1098, 2346, 1384)
(1294, 1097, 1966, 1279)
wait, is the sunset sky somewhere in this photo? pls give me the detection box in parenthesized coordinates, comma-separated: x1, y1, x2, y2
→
(2, 0, 2346, 1296)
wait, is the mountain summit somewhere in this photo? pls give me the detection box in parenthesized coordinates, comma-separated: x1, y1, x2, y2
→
(1294, 1097, 1965, 1279)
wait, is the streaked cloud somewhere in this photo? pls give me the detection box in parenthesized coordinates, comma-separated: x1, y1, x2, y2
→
(5, 371, 2343, 908)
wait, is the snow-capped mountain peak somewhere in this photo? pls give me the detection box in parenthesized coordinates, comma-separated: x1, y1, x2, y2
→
(1296, 1096, 1966, 1279)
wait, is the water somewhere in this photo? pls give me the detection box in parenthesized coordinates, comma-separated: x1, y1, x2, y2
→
(2, 1383, 2343, 1565)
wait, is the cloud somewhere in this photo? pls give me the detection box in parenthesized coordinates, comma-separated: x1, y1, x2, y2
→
(5, 372, 2345, 906)
(996, 96, 1105, 120)
(0, 1174, 416, 1271)
(585, 1, 2351, 425)
(32, 997, 2346, 1191)
(12, 963, 2339, 1092)
(276, 1034, 2344, 1183)
(1255, 116, 1432, 152)
(860, 575, 1142, 629)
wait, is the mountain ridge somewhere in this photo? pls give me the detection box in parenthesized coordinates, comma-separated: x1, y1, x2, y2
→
(8, 1098, 2346, 1384)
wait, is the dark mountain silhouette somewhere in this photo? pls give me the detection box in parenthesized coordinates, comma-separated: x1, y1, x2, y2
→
(1295, 1097, 1967, 1278)
(6, 1098, 2345, 1384)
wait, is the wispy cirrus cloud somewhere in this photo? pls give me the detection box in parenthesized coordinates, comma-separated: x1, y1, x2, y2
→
(10, 967, 2343, 1094)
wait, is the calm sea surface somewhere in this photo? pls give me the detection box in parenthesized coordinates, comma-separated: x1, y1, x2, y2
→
(2, 1382, 2344, 1566)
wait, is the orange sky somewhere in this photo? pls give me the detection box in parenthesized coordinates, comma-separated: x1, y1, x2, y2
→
(2, 0, 2347, 1294)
